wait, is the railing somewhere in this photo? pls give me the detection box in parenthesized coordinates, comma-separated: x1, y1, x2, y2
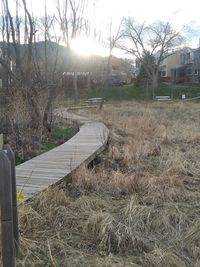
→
(0, 134, 19, 267)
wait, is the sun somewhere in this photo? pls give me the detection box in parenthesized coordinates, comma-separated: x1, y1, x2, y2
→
(70, 38, 108, 57)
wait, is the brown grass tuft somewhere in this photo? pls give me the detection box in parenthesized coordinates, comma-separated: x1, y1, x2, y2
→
(2, 101, 200, 266)
(142, 249, 186, 267)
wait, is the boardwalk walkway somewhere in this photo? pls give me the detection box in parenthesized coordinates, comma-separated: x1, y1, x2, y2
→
(16, 109, 109, 200)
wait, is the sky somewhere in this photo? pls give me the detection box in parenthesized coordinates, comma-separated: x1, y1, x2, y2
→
(4, 0, 200, 57)
(95, 0, 199, 25)
(28, 0, 200, 25)
(94, 0, 200, 42)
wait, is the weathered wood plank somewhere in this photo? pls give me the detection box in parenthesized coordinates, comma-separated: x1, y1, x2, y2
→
(0, 134, 3, 149)
(16, 110, 109, 200)
(0, 150, 15, 266)
(3, 144, 19, 254)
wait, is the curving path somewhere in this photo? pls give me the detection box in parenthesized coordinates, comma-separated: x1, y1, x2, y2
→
(16, 109, 109, 200)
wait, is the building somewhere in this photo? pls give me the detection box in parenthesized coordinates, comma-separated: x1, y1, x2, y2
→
(159, 50, 183, 81)
(170, 47, 194, 83)
(108, 56, 134, 85)
(160, 47, 200, 84)
(191, 47, 200, 83)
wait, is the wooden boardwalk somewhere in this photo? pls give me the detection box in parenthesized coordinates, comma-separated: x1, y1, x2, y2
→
(16, 109, 109, 200)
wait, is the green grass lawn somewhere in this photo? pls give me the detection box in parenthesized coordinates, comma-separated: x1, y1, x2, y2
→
(87, 84, 200, 101)
(154, 85, 200, 100)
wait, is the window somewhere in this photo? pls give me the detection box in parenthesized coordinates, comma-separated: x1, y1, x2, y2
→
(186, 53, 191, 63)
(160, 65, 166, 77)
(160, 65, 166, 70)
(135, 60, 140, 68)
(161, 71, 166, 77)
(194, 69, 198, 75)
(187, 68, 192, 75)
(180, 53, 186, 65)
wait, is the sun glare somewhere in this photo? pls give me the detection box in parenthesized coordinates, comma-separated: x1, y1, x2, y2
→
(70, 38, 108, 57)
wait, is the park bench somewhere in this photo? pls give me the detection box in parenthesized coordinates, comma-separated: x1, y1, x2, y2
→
(154, 95, 171, 101)
(86, 97, 105, 109)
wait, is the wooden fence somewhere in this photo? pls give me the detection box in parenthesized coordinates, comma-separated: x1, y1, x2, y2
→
(0, 134, 19, 267)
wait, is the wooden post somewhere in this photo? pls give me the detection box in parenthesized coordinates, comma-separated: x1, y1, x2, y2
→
(3, 144, 19, 255)
(98, 99, 104, 110)
(0, 150, 15, 267)
(0, 134, 3, 149)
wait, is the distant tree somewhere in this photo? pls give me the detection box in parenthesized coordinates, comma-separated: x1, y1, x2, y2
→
(0, 0, 64, 131)
(135, 52, 155, 99)
(120, 18, 184, 88)
(1, 0, 35, 101)
(56, 0, 87, 103)
(136, 51, 154, 85)
(105, 18, 123, 85)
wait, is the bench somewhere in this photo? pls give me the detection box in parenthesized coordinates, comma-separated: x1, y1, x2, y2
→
(86, 98, 105, 109)
(154, 96, 171, 101)
(86, 97, 104, 104)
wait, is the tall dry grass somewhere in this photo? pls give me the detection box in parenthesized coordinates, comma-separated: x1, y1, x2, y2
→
(1, 101, 200, 266)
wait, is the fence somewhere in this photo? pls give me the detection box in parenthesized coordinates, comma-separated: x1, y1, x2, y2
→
(0, 134, 19, 267)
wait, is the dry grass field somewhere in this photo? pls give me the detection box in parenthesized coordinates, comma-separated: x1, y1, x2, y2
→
(2, 101, 200, 266)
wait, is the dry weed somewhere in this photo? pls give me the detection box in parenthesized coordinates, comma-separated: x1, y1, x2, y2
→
(142, 249, 187, 267)
(1, 101, 200, 266)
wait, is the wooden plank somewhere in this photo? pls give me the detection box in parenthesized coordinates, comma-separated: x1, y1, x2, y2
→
(3, 144, 19, 254)
(17, 179, 56, 186)
(16, 110, 109, 201)
(0, 134, 3, 149)
(0, 150, 15, 266)
(17, 184, 47, 190)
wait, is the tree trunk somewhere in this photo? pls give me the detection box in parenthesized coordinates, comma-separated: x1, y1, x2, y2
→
(43, 85, 56, 132)
(146, 81, 149, 100)
(152, 71, 158, 89)
(73, 71, 78, 104)
(87, 72, 91, 91)
(106, 55, 111, 86)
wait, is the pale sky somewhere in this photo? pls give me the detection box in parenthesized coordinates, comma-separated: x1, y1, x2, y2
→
(28, 0, 200, 25)
(3, 0, 200, 56)
(37, 0, 200, 50)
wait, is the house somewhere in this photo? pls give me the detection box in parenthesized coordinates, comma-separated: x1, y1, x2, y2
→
(170, 47, 194, 83)
(132, 46, 200, 85)
(191, 47, 200, 83)
(0, 47, 2, 89)
(160, 47, 200, 84)
(108, 56, 134, 85)
(159, 50, 182, 82)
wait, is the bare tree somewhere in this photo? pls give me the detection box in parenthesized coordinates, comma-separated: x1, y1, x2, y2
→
(106, 18, 123, 85)
(0, 0, 65, 131)
(56, 0, 87, 103)
(120, 18, 184, 88)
